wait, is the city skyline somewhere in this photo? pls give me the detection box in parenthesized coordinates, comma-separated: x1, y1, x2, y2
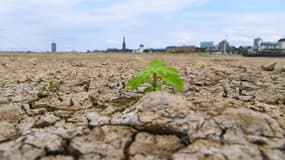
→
(0, 0, 285, 51)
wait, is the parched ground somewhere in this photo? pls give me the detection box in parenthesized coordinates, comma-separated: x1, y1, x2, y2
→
(0, 53, 284, 160)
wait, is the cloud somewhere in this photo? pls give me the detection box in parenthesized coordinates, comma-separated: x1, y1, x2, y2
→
(220, 12, 285, 44)
(0, 0, 206, 26)
(168, 11, 285, 46)
(98, 0, 204, 19)
(172, 32, 197, 45)
(0, 0, 209, 51)
(0, 0, 284, 50)
(106, 39, 120, 44)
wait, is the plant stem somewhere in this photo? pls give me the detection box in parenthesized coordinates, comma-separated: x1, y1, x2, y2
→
(153, 73, 157, 90)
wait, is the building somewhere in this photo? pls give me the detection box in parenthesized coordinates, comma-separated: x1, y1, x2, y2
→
(247, 37, 285, 56)
(200, 41, 214, 49)
(106, 48, 121, 52)
(136, 44, 144, 53)
(166, 46, 196, 53)
(206, 46, 219, 54)
(51, 42, 56, 52)
(143, 48, 166, 53)
(253, 38, 262, 51)
(237, 46, 251, 55)
(122, 37, 126, 51)
(260, 42, 277, 50)
(218, 40, 229, 54)
(278, 38, 285, 49)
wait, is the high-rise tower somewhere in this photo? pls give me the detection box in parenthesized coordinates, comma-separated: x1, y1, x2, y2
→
(253, 38, 262, 51)
(122, 37, 126, 51)
(51, 42, 56, 52)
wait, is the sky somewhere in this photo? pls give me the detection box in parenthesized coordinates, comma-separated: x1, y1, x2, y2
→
(0, 0, 285, 51)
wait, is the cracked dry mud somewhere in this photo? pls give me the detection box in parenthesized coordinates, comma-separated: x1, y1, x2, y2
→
(0, 53, 285, 160)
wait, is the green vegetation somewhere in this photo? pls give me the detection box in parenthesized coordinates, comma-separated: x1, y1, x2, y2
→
(44, 80, 60, 91)
(126, 59, 183, 93)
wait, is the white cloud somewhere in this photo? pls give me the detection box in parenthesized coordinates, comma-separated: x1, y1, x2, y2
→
(98, 0, 203, 19)
(173, 32, 197, 45)
(0, 0, 210, 50)
(0, 0, 206, 26)
(106, 39, 120, 44)
(221, 13, 285, 44)
(0, 0, 284, 50)
(168, 12, 285, 46)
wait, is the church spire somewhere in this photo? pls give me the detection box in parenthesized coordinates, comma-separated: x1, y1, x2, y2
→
(122, 37, 126, 51)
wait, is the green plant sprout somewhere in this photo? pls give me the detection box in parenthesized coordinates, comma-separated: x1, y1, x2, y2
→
(44, 80, 60, 91)
(126, 59, 183, 93)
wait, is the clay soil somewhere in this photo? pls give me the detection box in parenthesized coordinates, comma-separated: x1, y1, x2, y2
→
(0, 53, 284, 160)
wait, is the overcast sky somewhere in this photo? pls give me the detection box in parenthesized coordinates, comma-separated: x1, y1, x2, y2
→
(0, 0, 285, 51)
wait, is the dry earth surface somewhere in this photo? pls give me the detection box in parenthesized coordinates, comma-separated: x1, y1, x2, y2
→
(0, 53, 285, 160)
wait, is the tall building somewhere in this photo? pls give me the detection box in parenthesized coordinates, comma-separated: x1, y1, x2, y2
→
(253, 38, 262, 51)
(278, 38, 285, 49)
(51, 42, 56, 52)
(218, 40, 229, 54)
(200, 41, 214, 48)
(122, 37, 126, 51)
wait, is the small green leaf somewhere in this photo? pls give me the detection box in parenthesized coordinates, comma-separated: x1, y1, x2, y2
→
(148, 59, 165, 68)
(162, 74, 184, 91)
(156, 66, 179, 77)
(125, 70, 150, 90)
(164, 67, 179, 75)
(143, 86, 153, 93)
(125, 59, 184, 93)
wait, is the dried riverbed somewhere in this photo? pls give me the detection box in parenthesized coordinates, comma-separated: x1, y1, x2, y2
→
(0, 53, 284, 160)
